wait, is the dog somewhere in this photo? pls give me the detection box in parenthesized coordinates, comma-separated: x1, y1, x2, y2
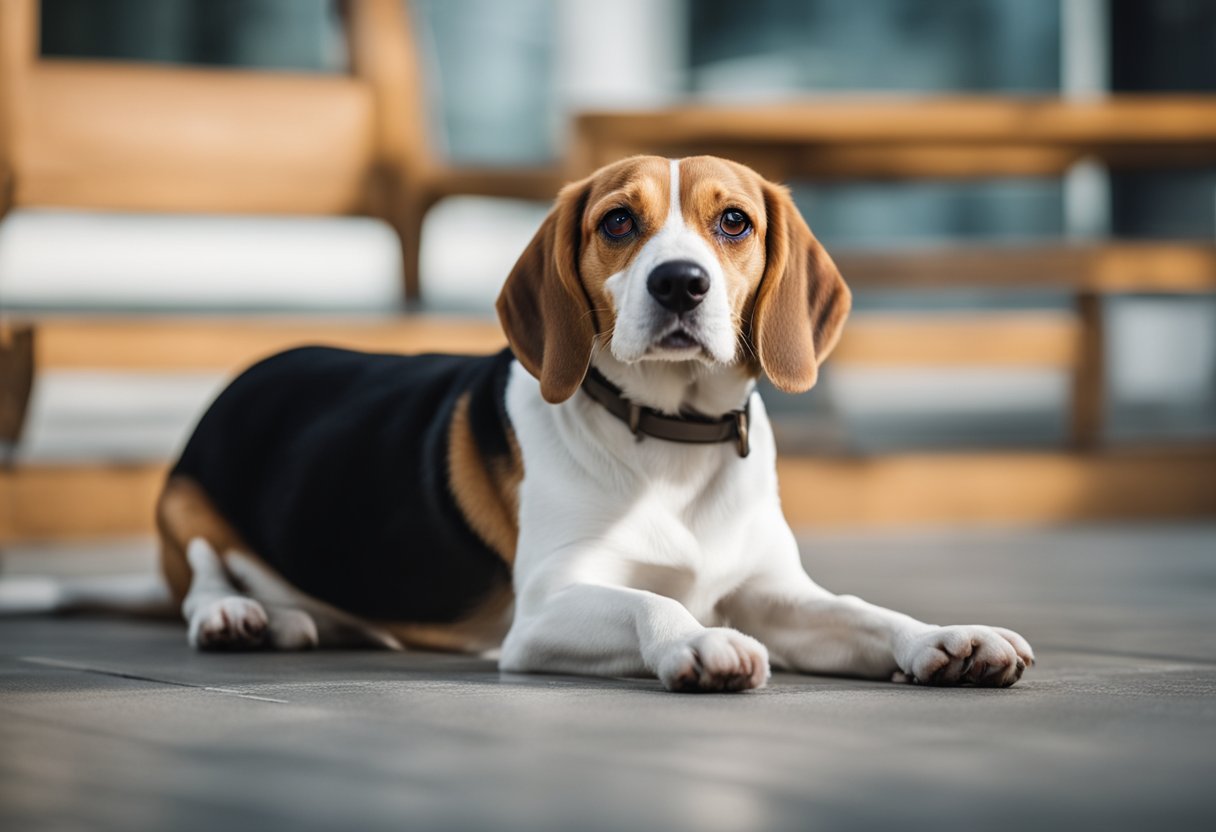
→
(154, 155, 1034, 691)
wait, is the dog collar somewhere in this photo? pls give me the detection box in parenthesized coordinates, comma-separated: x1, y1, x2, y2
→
(580, 368, 751, 458)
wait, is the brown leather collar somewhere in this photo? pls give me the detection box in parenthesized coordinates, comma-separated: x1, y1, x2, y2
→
(580, 368, 751, 458)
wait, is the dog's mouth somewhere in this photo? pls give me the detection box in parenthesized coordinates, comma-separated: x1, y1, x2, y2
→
(656, 328, 702, 351)
(631, 317, 718, 363)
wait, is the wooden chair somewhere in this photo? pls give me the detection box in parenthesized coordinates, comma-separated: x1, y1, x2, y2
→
(0, 0, 559, 460)
(0, 0, 560, 300)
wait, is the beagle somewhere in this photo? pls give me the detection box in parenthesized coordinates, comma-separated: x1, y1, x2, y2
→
(158, 156, 1034, 691)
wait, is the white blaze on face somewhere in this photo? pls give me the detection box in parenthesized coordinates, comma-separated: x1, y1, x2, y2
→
(604, 159, 738, 365)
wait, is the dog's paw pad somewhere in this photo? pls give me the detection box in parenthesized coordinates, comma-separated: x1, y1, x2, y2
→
(189, 596, 268, 650)
(659, 628, 770, 693)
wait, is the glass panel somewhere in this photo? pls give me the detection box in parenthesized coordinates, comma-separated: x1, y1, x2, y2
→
(690, 0, 1059, 95)
(39, 0, 343, 72)
(412, 0, 556, 164)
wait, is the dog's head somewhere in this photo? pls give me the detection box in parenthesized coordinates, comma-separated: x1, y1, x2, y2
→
(496, 156, 850, 403)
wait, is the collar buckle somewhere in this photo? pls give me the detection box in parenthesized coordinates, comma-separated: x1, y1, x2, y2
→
(734, 405, 750, 458)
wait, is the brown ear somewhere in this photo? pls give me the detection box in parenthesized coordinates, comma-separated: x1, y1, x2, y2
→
(751, 183, 851, 393)
(496, 179, 596, 403)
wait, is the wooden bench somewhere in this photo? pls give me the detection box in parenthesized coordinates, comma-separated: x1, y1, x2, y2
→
(572, 99, 1216, 449)
(2, 19, 1215, 536)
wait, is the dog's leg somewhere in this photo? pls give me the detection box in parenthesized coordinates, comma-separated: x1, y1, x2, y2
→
(182, 538, 273, 650)
(183, 539, 393, 651)
(223, 551, 403, 650)
(723, 566, 1035, 687)
(501, 584, 770, 692)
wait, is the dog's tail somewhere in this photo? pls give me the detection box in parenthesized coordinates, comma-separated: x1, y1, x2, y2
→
(0, 572, 174, 617)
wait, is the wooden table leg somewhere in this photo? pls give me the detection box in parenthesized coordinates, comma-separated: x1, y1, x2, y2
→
(1070, 292, 1105, 448)
(0, 323, 35, 462)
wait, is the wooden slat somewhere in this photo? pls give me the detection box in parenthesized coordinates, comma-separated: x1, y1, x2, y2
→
(777, 447, 1216, 528)
(783, 143, 1216, 180)
(775, 143, 1085, 181)
(426, 165, 565, 203)
(585, 142, 1216, 182)
(834, 243, 1216, 293)
(834, 313, 1079, 368)
(32, 316, 509, 373)
(27, 312, 1082, 373)
(16, 61, 377, 215)
(577, 97, 1216, 145)
(0, 462, 167, 542)
(3, 447, 1213, 542)
(573, 97, 1216, 179)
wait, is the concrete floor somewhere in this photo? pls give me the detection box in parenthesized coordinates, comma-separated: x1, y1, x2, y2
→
(2, 524, 1215, 831)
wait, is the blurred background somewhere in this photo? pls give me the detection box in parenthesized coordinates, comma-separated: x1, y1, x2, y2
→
(5, 8, 1215, 828)
(0, 0, 1214, 541)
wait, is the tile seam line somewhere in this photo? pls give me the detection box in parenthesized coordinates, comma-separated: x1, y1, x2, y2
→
(16, 656, 290, 703)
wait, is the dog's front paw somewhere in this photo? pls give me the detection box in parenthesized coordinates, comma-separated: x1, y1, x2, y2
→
(188, 596, 269, 650)
(657, 628, 770, 693)
(893, 625, 1034, 687)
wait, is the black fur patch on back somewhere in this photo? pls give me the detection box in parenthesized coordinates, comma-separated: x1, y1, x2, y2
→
(171, 347, 516, 622)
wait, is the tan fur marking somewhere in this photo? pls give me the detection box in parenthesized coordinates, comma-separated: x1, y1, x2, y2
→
(375, 584, 514, 653)
(447, 392, 523, 566)
(156, 475, 256, 605)
(680, 156, 769, 329)
(578, 156, 672, 341)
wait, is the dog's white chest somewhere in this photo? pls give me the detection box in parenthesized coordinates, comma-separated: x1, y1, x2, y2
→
(607, 475, 764, 619)
(506, 363, 778, 623)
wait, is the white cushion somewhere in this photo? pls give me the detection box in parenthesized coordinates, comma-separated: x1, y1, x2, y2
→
(419, 196, 550, 309)
(0, 209, 403, 310)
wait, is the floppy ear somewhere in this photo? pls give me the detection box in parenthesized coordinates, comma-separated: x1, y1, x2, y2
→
(495, 180, 596, 403)
(751, 183, 852, 393)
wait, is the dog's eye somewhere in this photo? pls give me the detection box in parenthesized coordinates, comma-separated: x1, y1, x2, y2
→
(718, 209, 751, 238)
(601, 209, 636, 239)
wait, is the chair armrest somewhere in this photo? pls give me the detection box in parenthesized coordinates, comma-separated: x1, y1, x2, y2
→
(423, 165, 565, 204)
(344, 0, 430, 175)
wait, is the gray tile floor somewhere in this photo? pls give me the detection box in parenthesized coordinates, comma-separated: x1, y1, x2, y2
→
(2, 524, 1215, 832)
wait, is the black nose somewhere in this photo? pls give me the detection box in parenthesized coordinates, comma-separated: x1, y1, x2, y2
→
(647, 260, 710, 314)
